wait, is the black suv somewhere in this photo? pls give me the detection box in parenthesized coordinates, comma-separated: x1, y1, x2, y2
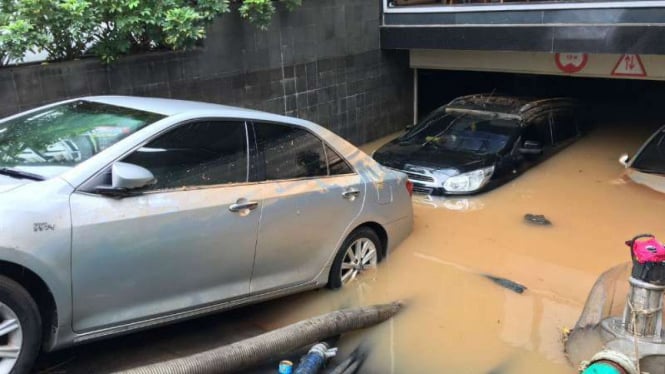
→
(373, 94, 587, 195)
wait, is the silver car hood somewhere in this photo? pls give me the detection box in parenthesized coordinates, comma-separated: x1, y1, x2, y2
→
(0, 177, 29, 193)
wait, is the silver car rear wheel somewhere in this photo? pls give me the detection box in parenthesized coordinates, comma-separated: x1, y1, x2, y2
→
(328, 227, 382, 289)
(340, 238, 378, 285)
(0, 303, 22, 374)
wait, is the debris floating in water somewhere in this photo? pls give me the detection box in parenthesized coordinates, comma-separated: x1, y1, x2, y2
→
(483, 274, 528, 294)
(524, 213, 552, 226)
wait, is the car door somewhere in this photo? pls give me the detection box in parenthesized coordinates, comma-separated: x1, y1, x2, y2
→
(248, 121, 365, 293)
(550, 110, 579, 146)
(70, 120, 262, 332)
(518, 114, 553, 164)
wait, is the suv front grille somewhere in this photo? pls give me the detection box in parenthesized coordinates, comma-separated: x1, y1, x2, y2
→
(412, 185, 433, 194)
(405, 172, 434, 183)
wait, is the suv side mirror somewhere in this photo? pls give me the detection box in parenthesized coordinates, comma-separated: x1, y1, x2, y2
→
(619, 154, 631, 167)
(96, 162, 156, 197)
(519, 140, 543, 155)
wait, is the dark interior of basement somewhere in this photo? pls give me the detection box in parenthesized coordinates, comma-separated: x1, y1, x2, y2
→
(417, 70, 665, 126)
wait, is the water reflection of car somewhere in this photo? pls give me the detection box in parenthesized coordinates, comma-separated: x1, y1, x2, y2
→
(619, 125, 665, 193)
(0, 96, 413, 373)
(373, 94, 586, 195)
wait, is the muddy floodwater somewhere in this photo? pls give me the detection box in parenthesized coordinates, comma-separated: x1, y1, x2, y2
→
(33, 119, 665, 373)
(240, 120, 665, 373)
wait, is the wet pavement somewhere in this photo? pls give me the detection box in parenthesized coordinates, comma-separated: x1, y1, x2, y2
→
(35, 119, 665, 373)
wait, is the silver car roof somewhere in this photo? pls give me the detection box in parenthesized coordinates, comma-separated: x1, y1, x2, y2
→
(84, 96, 263, 117)
(81, 95, 326, 131)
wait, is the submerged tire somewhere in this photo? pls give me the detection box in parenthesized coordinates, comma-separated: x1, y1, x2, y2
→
(0, 276, 41, 374)
(328, 227, 382, 289)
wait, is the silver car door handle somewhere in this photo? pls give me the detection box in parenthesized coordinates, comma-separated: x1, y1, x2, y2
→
(342, 189, 360, 199)
(229, 201, 259, 212)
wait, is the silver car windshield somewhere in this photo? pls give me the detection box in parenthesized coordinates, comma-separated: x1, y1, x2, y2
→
(0, 101, 164, 179)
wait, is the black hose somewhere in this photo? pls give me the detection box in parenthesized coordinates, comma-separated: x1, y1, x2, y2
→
(328, 343, 368, 374)
(117, 301, 403, 374)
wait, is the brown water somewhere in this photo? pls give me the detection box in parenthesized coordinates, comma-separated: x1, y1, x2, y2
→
(243, 120, 665, 373)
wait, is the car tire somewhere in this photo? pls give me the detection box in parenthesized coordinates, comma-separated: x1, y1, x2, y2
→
(328, 227, 382, 290)
(0, 276, 41, 374)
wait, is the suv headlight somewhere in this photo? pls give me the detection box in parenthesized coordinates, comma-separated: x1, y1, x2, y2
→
(443, 166, 495, 193)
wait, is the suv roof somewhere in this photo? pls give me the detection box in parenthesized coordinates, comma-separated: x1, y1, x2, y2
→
(447, 94, 534, 115)
(446, 94, 580, 125)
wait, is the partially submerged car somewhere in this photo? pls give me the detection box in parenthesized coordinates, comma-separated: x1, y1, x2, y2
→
(0, 96, 413, 373)
(373, 94, 586, 195)
(619, 125, 665, 193)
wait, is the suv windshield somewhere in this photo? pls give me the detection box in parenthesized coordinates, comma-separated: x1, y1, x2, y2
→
(0, 101, 164, 179)
(402, 110, 520, 154)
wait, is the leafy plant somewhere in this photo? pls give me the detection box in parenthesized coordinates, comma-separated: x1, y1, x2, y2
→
(91, 0, 232, 63)
(7, 0, 99, 61)
(0, 0, 303, 65)
(239, 0, 302, 30)
(0, 19, 36, 65)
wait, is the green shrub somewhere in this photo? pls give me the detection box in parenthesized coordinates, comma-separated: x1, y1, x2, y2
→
(0, 0, 303, 65)
(2, 0, 98, 63)
(239, 0, 302, 30)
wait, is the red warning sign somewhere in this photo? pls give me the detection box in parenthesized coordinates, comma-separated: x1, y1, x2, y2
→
(555, 53, 588, 74)
(611, 54, 647, 77)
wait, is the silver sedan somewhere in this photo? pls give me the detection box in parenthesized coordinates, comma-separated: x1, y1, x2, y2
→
(0, 96, 413, 373)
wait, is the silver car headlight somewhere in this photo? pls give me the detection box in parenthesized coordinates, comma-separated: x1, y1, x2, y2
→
(443, 166, 495, 193)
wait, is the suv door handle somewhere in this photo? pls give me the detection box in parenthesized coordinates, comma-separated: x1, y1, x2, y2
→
(342, 189, 360, 199)
(229, 200, 259, 212)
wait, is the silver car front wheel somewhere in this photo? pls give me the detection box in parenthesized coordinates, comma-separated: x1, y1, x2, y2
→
(0, 303, 22, 373)
(328, 227, 382, 289)
(0, 276, 41, 374)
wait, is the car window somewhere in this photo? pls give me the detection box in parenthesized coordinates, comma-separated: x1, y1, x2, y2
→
(551, 112, 578, 143)
(523, 114, 553, 146)
(632, 130, 665, 173)
(325, 144, 353, 175)
(253, 122, 328, 181)
(122, 121, 248, 190)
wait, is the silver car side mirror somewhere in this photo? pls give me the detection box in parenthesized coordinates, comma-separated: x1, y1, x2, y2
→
(111, 162, 155, 189)
(96, 162, 156, 197)
(619, 154, 630, 168)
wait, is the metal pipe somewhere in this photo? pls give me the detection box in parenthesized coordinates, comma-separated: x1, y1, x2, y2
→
(413, 68, 418, 126)
(622, 277, 665, 337)
(293, 343, 337, 374)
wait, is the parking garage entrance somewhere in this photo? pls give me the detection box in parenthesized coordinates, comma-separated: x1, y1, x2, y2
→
(412, 50, 665, 124)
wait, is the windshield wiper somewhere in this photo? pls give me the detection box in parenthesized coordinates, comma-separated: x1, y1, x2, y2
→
(0, 168, 45, 181)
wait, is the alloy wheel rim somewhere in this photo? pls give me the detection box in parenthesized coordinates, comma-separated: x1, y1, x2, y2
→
(0, 303, 22, 374)
(340, 238, 378, 285)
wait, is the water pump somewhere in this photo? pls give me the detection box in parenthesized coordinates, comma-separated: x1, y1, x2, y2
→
(577, 234, 665, 374)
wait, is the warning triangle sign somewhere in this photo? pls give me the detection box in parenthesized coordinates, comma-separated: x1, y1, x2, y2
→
(612, 54, 647, 77)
